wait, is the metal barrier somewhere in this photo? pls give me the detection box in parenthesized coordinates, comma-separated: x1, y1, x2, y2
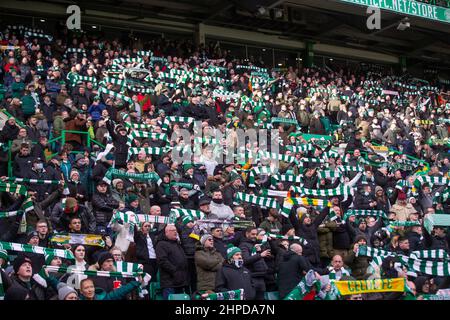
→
(8, 129, 106, 176)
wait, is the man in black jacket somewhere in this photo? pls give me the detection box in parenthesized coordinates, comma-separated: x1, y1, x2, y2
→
(278, 243, 313, 299)
(106, 120, 128, 169)
(155, 224, 189, 300)
(92, 181, 120, 234)
(239, 227, 270, 300)
(5, 256, 56, 300)
(178, 216, 197, 293)
(215, 245, 255, 300)
(423, 224, 449, 251)
(291, 207, 330, 267)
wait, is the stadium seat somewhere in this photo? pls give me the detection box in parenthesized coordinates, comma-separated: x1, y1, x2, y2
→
(168, 293, 191, 300)
(264, 291, 280, 300)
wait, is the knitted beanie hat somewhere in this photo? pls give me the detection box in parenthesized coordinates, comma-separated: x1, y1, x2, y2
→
(57, 283, 78, 300)
(226, 244, 241, 260)
(200, 234, 213, 246)
(181, 215, 194, 226)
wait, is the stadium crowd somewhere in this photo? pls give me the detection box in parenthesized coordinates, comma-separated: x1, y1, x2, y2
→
(0, 22, 449, 301)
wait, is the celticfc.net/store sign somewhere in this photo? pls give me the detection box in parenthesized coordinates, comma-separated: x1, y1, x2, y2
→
(337, 0, 450, 23)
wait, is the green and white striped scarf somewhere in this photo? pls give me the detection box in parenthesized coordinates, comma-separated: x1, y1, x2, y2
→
(410, 250, 449, 260)
(234, 192, 280, 209)
(236, 65, 267, 73)
(170, 208, 206, 220)
(399, 256, 450, 277)
(0, 183, 28, 195)
(286, 144, 315, 153)
(337, 165, 364, 173)
(98, 86, 133, 104)
(0, 242, 74, 260)
(260, 189, 289, 198)
(127, 130, 168, 146)
(247, 166, 277, 187)
(127, 147, 166, 159)
(103, 168, 162, 185)
(328, 267, 351, 280)
(284, 270, 321, 300)
(45, 264, 142, 278)
(258, 151, 297, 164)
(317, 170, 343, 180)
(272, 173, 303, 183)
(101, 76, 127, 87)
(165, 116, 195, 124)
(355, 245, 394, 259)
(5, 177, 60, 185)
(71, 74, 98, 87)
(289, 185, 352, 197)
(64, 47, 87, 58)
(0, 210, 22, 219)
(266, 233, 308, 246)
(414, 176, 450, 188)
(24, 31, 53, 41)
(204, 289, 244, 300)
(343, 209, 387, 221)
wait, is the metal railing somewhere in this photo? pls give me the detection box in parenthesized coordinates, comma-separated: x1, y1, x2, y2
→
(8, 130, 105, 176)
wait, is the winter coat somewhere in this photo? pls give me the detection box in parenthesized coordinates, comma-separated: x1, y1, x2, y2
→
(213, 236, 228, 259)
(215, 262, 255, 300)
(277, 250, 313, 299)
(195, 245, 224, 291)
(259, 219, 282, 234)
(106, 120, 128, 167)
(406, 230, 423, 251)
(423, 228, 449, 251)
(24, 169, 54, 202)
(5, 274, 58, 300)
(344, 248, 369, 280)
(91, 191, 119, 227)
(155, 234, 189, 288)
(12, 153, 34, 177)
(239, 238, 268, 278)
(0, 122, 19, 143)
(291, 208, 329, 266)
(317, 226, 334, 259)
(179, 225, 196, 258)
(309, 117, 326, 135)
(64, 117, 86, 144)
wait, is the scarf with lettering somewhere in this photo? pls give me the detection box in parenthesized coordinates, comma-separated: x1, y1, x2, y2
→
(49, 233, 105, 247)
(103, 168, 162, 185)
